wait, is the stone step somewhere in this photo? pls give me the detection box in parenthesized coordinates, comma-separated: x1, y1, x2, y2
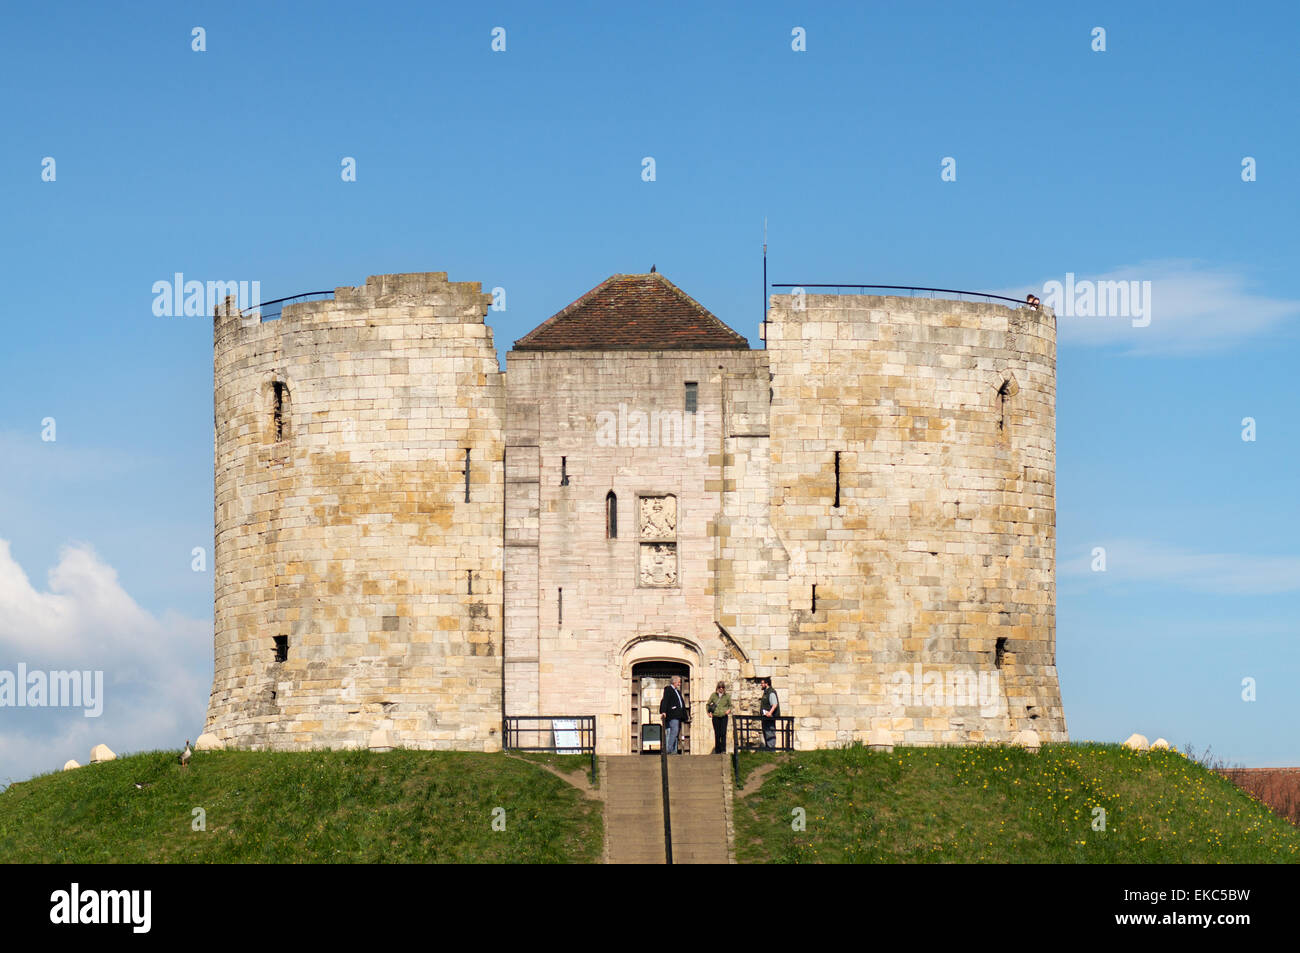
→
(603, 756, 668, 864)
(664, 756, 729, 864)
(603, 754, 730, 865)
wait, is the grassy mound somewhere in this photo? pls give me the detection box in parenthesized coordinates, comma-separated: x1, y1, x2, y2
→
(0, 748, 602, 863)
(735, 743, 1300, 863)
(9, 742, 1291, 864)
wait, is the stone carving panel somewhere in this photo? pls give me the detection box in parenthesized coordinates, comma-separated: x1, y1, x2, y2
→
(639, 542, 678, 587)
(639, 494, 677, 540)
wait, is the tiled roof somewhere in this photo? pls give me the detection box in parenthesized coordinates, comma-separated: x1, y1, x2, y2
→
(513, 273, 750, 351)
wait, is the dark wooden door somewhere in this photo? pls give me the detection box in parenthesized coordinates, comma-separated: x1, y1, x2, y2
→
(631, 661, 691, 754)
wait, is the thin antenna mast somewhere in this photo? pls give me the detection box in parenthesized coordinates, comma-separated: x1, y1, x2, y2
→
(762, 217, 768, 348)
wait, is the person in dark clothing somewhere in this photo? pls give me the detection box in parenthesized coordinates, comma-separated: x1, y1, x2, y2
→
(659, 676, 688, 754)
(759, 676, 780, 750)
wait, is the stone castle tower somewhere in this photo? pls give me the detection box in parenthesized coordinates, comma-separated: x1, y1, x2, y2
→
(201, 271, 1067, 752)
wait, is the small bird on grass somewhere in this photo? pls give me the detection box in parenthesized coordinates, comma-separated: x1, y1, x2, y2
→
(180, 740, 192, 769)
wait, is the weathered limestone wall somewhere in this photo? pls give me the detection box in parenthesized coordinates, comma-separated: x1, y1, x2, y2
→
(713, 360, 789, 714)
(204, 270, 1068, 756)
(503, 350, 769, 753)
(205, 273, 504, 751)
(766, 293, 1067, 748)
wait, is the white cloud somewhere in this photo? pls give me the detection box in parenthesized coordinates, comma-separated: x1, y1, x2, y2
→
(0, 539, 211, 786)
(1005, 260, 1300, 355)
(1062, 538, 1300, 595)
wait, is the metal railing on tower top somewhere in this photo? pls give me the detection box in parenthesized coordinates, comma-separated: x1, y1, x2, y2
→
(770, 284, 1031, 307)
(251, 291, 336, 322)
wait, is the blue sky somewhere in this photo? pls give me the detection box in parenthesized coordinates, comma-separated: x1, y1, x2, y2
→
(1, 1, 1296, 782)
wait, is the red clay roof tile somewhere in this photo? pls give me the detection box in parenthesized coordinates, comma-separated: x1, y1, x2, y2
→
(513, 273, 750, 351)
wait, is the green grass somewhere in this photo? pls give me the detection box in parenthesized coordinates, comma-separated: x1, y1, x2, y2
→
(511, 751, 598, 785)
(9, 742, 1292, 864)
(735, 743, 1300, 863)
(733, 750, 783, 788)
(0, 748, 602, 863)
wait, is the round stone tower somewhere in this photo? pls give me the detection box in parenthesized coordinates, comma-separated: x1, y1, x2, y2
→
(203, 273, 505, 751)
(764, 292, 1067, 748)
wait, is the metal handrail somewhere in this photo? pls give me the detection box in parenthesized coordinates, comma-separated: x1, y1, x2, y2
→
(732, 715, 795, 785)
(660, 733, 673, 864)
(770, 283, 1031, 307)
(502, 714, 598, 778)
(252, 290, 336, 322)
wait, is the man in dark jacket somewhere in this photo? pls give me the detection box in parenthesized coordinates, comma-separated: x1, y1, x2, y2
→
(759, 676, 780, 750)
(659, 676, 688, 754)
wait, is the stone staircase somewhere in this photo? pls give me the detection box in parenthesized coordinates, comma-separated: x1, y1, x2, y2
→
(603, 754, 731, 864)
(666, 754, 731, 863)
(604, 756, 667, 863)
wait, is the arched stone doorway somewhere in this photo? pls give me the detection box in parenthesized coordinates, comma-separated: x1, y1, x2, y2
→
(630, 659, 691, 754)
(620, 634, 703, 755)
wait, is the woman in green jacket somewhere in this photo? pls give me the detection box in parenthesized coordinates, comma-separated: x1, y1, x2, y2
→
(707, 681, 732, 754)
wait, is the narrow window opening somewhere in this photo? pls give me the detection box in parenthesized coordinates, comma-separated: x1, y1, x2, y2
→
(684, 381, 698, 414)
(560, 456, 569, 487)
(467, 569, 473, 595)
(272, 381, 287, 442)
(997, 380, 1011, 433)
(811, 584, 817, 613)
(833, 451, 842, 507)
(558, 587, 563, 626)
(994, 637, 1007, 670)
(463, 449, 471, 502)
(273, 635, 288, 663)
(606, 490, 618, 539)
